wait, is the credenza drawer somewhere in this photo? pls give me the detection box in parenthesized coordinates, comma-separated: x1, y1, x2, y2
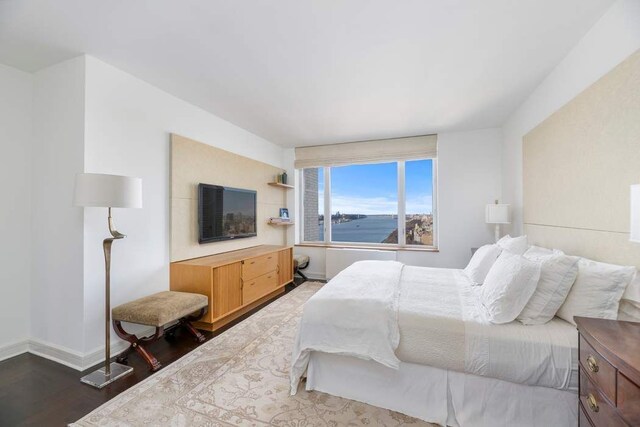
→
(579, 368, 626, 427)
(242, 253, 278, 281)
(580, 335, 617, 404)
(242, 270, 278, 304)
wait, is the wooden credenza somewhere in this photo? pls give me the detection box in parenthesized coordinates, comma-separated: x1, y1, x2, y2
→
(575, 316, 640, 427)
(170, 245, 293, 331)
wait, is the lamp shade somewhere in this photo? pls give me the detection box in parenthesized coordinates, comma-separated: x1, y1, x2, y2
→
(74, 173, 142, 208)
(631, 184, 640, 243)
(486, 203, 511, 224)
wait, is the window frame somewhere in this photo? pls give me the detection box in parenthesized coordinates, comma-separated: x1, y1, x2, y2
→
(297, 159, 438, 250)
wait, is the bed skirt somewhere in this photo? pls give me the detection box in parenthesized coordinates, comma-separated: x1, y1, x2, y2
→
(305, 352, 577, 427)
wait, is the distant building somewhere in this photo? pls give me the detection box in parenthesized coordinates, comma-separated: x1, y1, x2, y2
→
(303, 168, 320, 241)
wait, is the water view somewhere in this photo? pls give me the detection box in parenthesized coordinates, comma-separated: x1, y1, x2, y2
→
(318, 214, 433, 245)
(320, 215, 397, 243)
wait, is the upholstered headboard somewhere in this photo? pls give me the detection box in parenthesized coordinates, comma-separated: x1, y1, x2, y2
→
(523, 49, 640, 269)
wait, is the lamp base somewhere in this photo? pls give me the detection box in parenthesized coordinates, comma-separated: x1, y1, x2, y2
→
(80, 362, 133, 389)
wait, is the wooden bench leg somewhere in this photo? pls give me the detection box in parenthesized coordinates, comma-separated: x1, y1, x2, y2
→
(112, 320, 164, 372)
(180, 318, 206, 343)
(132, 342, 162, 372)
(181, 307, 207, 343)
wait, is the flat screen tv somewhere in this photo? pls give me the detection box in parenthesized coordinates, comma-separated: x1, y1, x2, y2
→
(198, 183, 257, 243)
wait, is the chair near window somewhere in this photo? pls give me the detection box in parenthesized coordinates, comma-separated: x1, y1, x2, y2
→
(293, 255, 310, 283)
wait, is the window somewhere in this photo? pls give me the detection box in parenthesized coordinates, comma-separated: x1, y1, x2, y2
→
(301, 159, 436, 248)
(331, 162, 398, 244)
(404, 159, 434, 246)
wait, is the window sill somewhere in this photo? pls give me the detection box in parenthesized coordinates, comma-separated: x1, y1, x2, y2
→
(295, 243, 439, 252)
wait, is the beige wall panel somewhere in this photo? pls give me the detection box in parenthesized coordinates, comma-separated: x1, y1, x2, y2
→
(525, 224, 640, 269)
(171, 134, 286, 262)
(523, 49, 640, 265)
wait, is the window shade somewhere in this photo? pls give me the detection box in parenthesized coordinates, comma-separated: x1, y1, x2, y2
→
(294, 134, 437, 169)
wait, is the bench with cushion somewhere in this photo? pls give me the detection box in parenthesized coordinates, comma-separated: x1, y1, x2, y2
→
(293, 254, 310, 282)
(112, 291, 208, 371)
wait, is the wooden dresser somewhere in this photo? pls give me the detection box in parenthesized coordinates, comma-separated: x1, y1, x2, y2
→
(170, 245, 293, 331)
(575, 316, 640, 426)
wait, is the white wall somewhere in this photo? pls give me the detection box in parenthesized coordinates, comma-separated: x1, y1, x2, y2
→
(292, 128, 503, 278)
(0, 54, 286, 368)
(502, 0, 640, 234)
(82, 56, 285, 356)
(0, 64, 32, 359)
(30, 57, 87, 358)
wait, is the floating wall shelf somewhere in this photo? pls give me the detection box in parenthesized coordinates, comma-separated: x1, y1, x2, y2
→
(268, 218, 295, 226)
(268, 182, 294, 189)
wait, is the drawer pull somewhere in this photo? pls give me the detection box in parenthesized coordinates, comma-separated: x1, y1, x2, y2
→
(587, 393, 599, 413)
(587, 355, 599, 373)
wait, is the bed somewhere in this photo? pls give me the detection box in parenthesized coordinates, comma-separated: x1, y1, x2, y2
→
(290, 260, 579, 426)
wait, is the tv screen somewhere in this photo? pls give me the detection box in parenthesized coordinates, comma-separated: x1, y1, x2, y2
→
(198, 184, 257, 243)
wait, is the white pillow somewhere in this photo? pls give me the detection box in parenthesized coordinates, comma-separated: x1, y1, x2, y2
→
(497, 235, 529, 255)
(480, 251, 541, 324)
(517, 250, 579, 325)
(618, 299, 640, 322)
(525, 245, 555, 258)
(464, 244, 502, 285)
(556, 258, 636, 326)
(618, 272, 640, 322)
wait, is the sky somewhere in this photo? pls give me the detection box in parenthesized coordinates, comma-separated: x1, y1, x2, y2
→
(317, 159, 433, 215)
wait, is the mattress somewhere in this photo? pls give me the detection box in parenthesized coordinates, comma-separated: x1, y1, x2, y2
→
(396, 266, 578, 390)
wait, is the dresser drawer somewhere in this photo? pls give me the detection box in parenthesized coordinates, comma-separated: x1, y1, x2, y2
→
(579, 368, 627, 427)
(242, 270, 278, 304)
(242, 253, 278, 281)
(618, 371, 640, 425)
(580, 335, 617, 404)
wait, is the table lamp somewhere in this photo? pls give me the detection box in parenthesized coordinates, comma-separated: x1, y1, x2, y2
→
(74, 173, 142, 388)
(486, 200, 511, 243)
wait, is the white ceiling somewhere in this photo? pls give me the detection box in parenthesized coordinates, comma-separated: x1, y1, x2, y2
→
(0, 0, 614, 147)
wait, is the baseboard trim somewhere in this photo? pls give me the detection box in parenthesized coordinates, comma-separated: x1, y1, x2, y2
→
(28, 338, 86, 370)
(302, 272, 326, 281)
(26, 326, 157, 371)
(0, 339, 30, 363)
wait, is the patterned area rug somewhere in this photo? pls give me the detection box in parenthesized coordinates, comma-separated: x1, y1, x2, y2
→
(73, 282, 434, 426)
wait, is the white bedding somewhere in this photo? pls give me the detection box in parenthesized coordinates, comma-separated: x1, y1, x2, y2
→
(399, 266, 578, 390)
(306, 352, 578, 427)
(291, 261, 578, 393)
(290, 260, 403, 392)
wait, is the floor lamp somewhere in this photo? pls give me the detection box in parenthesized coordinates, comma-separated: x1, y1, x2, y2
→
(74, 173, 142, 389)
(486, 200, 511, 243)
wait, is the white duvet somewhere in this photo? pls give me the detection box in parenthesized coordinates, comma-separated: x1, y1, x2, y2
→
(291, 261, 577, 394)
(290, 260, 403, 392)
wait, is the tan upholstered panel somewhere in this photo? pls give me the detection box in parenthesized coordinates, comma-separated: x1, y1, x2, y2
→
(171, 134, 286, 262)
(523, 49, 640, 268)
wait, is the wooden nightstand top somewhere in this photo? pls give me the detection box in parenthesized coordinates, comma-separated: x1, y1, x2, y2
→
(575, 316, 640, 386)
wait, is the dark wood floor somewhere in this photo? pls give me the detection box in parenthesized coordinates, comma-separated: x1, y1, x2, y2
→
(0, 281, 304, 426)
